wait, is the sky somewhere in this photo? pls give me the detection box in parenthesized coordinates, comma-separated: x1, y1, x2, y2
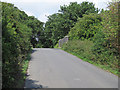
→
(2, 0, 112, 23)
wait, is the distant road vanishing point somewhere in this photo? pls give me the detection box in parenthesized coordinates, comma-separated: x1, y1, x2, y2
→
(24, 48, 118, 88)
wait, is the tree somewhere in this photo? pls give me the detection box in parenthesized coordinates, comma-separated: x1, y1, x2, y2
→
(45, 1, 99, 47)
(92, 1, 119, 68)
(2, 2, 44, 88)
(27, 16, 44, 48)
(68, 13, 102, 40)
(59, 2, 99, 22)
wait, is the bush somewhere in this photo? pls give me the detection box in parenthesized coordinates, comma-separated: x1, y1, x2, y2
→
(2, 2, 32, 88)
(54, 43, 59, 48)
(65, 1, 119, 75)
(92, 25, 118, 69)
(62, 39, 95, 60)
(91, 1, 119, 69)
(68, 13, 102, 40)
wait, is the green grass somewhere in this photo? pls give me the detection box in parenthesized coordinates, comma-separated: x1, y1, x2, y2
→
(61, 48, 119, 76)
(55, 40, 118, 75)
(59, 39, 119, 76)
(54, 43, 59, 48)
(22, 54, 31, 79)
(16, 52, 31, 88)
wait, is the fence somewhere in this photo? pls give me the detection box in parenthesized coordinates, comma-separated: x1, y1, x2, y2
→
(59, 36, 69, 47)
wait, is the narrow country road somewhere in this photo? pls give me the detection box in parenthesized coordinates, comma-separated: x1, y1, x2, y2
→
(24, 48, 118, 88)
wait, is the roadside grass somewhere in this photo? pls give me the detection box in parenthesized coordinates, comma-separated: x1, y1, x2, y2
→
(17, 51, 31, 88)
(54, 43, 59, 48)
(57, 40, 119, 76)
(62, 49, 119, 76)
(22, 54, 31, 79)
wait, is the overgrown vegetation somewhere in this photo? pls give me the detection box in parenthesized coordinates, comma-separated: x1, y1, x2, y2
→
(62, 40, 95, 60)
(62, 39, 119, 75)
(1, 0, 119, 88)
(69, 13, 102, 40)
(16, 53, 31, 88)
(45, 2, 98, 47)
(61, 1, 119, 75)
(2, 2, 44, 88)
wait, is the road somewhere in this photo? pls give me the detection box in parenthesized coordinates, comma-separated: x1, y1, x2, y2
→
(24, 48, 118, 88)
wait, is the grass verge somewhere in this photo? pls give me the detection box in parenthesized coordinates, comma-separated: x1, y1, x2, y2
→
(17, 52, 31, 88)
(61, 48, 119, 76)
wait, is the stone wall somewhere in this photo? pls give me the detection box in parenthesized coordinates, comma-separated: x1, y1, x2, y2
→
(59, 36, 69, 47)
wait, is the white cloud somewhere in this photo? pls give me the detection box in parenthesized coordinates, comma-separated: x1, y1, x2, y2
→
(2, 0, 96, 4)
(90, 0, 112, 9)
(2, 0, 113, 8)
(1, 0, 113, 5)
(25, 10, 34, 16)
(38, 12, 50, 23)
(2, 0, 113, 22)
(2, 0, 80, 3)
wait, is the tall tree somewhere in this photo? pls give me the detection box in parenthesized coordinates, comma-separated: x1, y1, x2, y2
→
(2, 2, 44, 88)
(27, 16, 44, 48)
(45, 1, 99, 47)
(68, 13, 102, 40)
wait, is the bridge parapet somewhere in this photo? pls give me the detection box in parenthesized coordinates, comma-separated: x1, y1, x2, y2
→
(59, 36, 69, 47)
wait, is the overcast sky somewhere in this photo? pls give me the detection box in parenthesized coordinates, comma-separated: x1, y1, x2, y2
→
(2, 0, 112, 23)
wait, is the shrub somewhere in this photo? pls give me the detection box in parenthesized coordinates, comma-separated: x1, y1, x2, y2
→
(68, 13, 102, 40)
(62, 39, 95, 60)
(91, 1, 119, 69)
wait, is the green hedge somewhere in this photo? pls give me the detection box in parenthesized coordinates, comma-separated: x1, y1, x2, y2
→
(2, 2, 33, 88)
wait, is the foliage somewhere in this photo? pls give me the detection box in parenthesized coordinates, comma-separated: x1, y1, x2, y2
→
(2, 1, 119, 88)
(69, 13, 102, 40)
(44, 1, 99, 47)
(61, 1, 119, 75)
(62, 40, 119, 75)
(2, 2, 43, 88)
(59, 2, 99, 22)
(92, 1, 119, 69)
(54, 43, 59, 48)
(27, 16, 44, 48)
(62, 40, 95, 60)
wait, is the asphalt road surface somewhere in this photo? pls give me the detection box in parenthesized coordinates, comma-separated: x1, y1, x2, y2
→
(24, 48, 118, 88)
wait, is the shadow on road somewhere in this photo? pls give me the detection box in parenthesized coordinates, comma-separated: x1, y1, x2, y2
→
(24, 78, 48, 89)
